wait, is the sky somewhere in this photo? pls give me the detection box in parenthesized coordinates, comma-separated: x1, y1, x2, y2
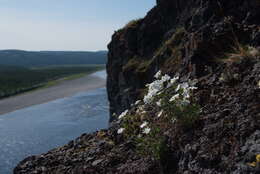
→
(0, 0, 156, 51)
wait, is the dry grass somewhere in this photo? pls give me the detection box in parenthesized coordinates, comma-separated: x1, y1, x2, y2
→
(219, 44, 260, 63)
(155, 27, 186, 57)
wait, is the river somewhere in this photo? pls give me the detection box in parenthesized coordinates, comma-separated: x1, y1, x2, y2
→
(0, 71, 109, 174)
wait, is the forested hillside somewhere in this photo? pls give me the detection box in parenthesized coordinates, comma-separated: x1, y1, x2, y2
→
(0, 65, 104, 99)
(0, 50, 107, 67)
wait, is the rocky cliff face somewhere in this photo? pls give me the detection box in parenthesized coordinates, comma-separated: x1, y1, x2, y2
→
(15, 0, 260, 173)
(107, 0, 260, 119)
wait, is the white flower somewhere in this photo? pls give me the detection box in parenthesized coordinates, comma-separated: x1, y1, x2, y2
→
(170, 76, 179, 84)
(117, 128, 125, 134)
(135, 100, 141, 105)
(161, 74, 171, 82)
(144, 80, 164, 104)
(158, 110, 163, 118)
(175, 82, 190, 92)
(118, 109, 128, 119)
(143, 74, 173, 104)
(169, 94, 180, 102)
(140, 121, 148, 128)
(167, 76, 179, 88)
(181, 82, 189, 90)
(143, 93, 154, 104)
(154, 70, 162, 79)
(156, 99, 162, 107)
(188, 86, 198, 90)
(143, 127, 151, 134)
(175, 84, 181, 92)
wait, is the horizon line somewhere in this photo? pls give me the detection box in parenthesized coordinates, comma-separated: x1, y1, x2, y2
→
(0, 49, 108, 52)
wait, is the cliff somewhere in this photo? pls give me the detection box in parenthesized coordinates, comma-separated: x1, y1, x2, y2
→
(15, 0, 260, 173)
(107, 0, 260, 119)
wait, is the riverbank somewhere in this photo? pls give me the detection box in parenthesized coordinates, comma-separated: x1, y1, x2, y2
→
(0, 70, 106, 115)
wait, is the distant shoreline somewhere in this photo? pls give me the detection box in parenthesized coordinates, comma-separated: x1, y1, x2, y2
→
(0, 70, 106, 115)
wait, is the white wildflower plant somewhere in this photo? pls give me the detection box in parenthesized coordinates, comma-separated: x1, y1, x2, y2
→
(115, 70, 200, 159)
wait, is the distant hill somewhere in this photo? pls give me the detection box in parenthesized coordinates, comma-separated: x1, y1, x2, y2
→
(0, 50, 107, 67)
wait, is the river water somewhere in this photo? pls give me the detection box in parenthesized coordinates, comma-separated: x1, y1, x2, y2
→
(0, 71, 109, 174)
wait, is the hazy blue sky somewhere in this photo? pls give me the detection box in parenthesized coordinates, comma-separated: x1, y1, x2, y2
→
(0, 0, 156, 51)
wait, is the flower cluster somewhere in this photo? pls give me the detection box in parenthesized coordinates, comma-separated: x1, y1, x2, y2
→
(143, 70, 172, 104)
(168, 80, 198, 106)
(117, 70, 198, 135)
